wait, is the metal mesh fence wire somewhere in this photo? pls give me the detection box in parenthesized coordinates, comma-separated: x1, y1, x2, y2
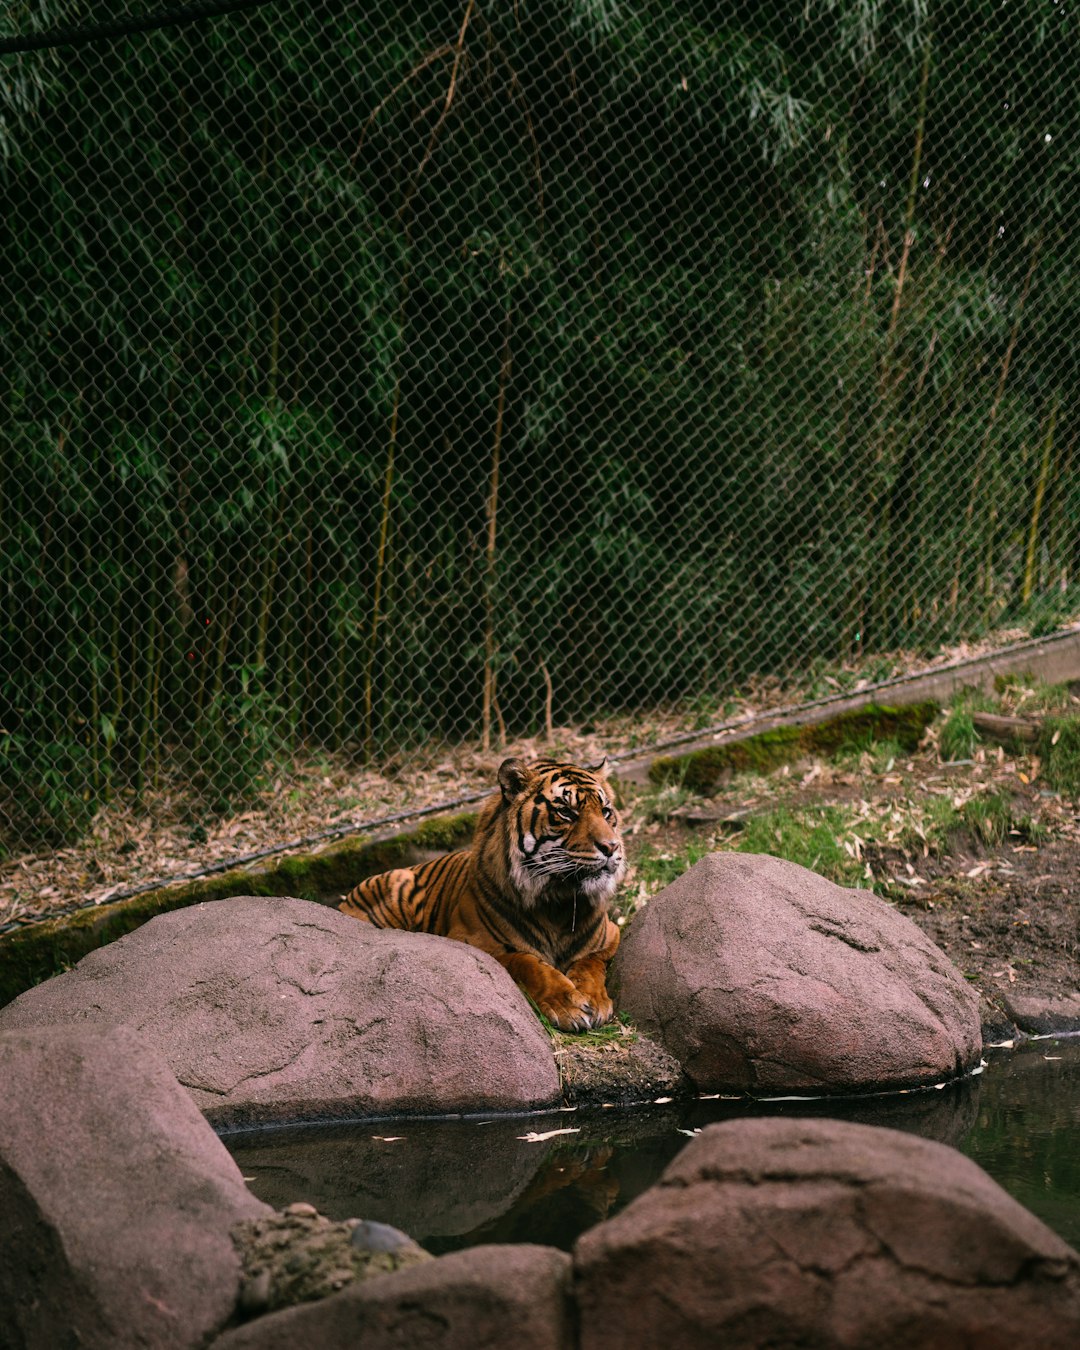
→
(1, 0, 1078, 860)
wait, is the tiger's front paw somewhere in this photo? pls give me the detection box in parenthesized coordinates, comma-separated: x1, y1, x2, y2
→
(585, 989, 614, 1028)
(539, 987, 605, 1033)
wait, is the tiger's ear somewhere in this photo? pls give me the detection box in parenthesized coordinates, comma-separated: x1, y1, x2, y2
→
(498, 757, 531, 801)
(586, 756, 609, 779)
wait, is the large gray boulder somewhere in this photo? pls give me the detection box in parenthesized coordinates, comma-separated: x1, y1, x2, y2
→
(211, 1244, 573, 1350)
(574, 1117, 1080, 1350)
(613, 852, 982, 1092)
(0, 897, 561, 1126)
(0, 1024, 270, 1350)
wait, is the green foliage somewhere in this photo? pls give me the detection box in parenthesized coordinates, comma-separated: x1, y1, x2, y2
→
(1, 1, 1078, 849)
(192, 666, 287, 814)
(0, 732, 100, 847)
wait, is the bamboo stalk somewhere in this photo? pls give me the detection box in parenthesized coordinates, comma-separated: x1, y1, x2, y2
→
(882, 31, 932, 364)
(211, 579, 236, 711)
(332, 614, 349, 747)
(402, 0, 476, 219)
(150, 604, 163, 792)
(107, 603, 122, 795)
(540, 660, 554, 742)
(949, 233, 1042, 615)
(1046, 425, 1077, 590)
(858, 34, 932, 648)
(364, 373, 401, 761)
(255, 509, 283, 671)
(302, 517, 314, 739)
(858, 211, 883, 320)
(482, 304, 513, 753)
(135, 589, 158, 801)
(493, 686, 507, 748)
(1022, 396, 1060, 604)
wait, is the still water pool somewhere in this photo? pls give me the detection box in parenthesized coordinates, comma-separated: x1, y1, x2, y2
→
(224, 1037, 1080, 1254)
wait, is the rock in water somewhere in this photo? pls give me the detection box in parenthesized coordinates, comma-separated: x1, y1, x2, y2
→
(210, 1245, 573, 1350)
(575, 1117, 1080, 1350)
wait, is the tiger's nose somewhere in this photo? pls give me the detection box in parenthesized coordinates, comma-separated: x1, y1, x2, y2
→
(596, 838, 618, 858)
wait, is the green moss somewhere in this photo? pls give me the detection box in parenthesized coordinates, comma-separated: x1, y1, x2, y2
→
(649, 702, 938, 793)
(0, 810, 478, 1008)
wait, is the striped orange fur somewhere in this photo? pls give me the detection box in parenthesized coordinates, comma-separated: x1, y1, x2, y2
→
(339, 757, 625, 1031)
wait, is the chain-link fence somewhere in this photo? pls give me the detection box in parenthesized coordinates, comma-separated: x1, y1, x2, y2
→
(1, 0, 1078, 860)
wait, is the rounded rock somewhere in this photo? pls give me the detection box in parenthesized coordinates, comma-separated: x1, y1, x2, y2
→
(613, 851, 982, 1093)
(0, 896, 561, 1126)
(349, 1219, 415, 1254)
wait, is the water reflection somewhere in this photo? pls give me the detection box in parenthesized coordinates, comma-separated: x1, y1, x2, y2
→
(224, 1037, 1080, 1254)
(959, 1037, 1080, 1249)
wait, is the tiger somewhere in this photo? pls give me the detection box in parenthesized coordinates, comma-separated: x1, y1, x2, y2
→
(339, 757, 626, 1031)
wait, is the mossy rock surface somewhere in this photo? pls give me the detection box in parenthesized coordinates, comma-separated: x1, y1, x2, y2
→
(233, 1209, 430, 1319)
(648, 702, 939, 794)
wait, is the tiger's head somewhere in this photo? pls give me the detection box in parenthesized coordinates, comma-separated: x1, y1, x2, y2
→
(487, 756, 626, 908)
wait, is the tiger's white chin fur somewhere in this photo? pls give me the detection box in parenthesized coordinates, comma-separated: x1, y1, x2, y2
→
(509, 850, 625, 908)
(580, 865, 624, 902)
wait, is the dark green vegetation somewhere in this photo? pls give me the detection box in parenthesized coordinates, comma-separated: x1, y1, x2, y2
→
(2, 2, 1079, 852)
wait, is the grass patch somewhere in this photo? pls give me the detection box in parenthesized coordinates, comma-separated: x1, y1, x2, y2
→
(629, 785, 1048, 912)
(629, 836, 714, 903)
(621, 774, 701, 824)
(1013, 813, 1049, 845)
(526, 991, 638, 1047)
(961, 792, 1013, 847)
(899, 795, 964, 856)
(940, 707, 980, 761)
(868, 737, 907, 773)
(993, 674, 1075, 712)
(630, 805, 870, 903)
(736, 806, 866, 887)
